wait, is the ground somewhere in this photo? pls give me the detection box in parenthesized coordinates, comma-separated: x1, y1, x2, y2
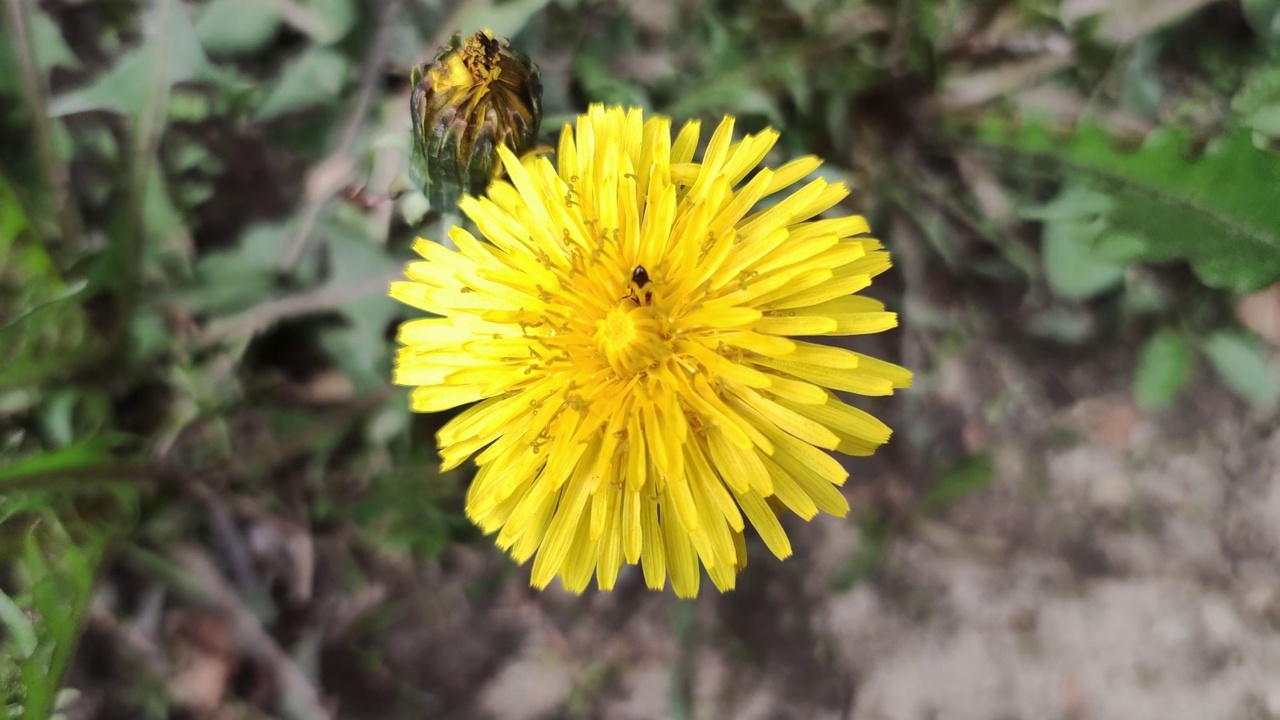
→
(435, 347, 1280, 720)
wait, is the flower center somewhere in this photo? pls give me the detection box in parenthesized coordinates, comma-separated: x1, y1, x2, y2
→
(594, 303, 663, 377)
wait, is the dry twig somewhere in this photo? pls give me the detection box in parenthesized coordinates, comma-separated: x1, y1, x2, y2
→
(196, 269, 400, 346)
(277, 0, 403, 273)
(127, 545, 334, 720)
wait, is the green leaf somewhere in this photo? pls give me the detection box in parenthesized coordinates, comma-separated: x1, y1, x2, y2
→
(345, 463, 459, 559)
(29, 7, 79, 72)
(197, 0, 282, 55)
(315, 206, 401, 390)
(0, 438, 123, 486)
(0, 172, 32, 271)
(573, 54, 650, 109)
(0, 7, 78, 100)
(972, 119, 1280, 293)
(453, 0, 554, 40)
(1202, 331, 1279, 410)
(1030, 184, 1127, 300)
(1243, 0, 1280, 39)
(178, 221, 289, 315)
(0, 174, 97, 390)
(14, 518, 113, 720)
(255, 47, 350, 120)
(144, 164, 187, 256)
(668, 71, 784, 126)
(1120, 39, 1162, 115)
(129, 310, 172, 364)
(1092, 232, 1151, 264)
(303, 0, 357, 44)
(39, 390, 82, 449)
(0, 591, 37, 659)
(1232, 66, 1280, 137)
(1134, 330, 1194, 410)
(199, 0, 353, 48)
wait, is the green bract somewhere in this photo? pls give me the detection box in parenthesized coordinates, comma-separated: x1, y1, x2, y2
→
(409, 30, 543, 210)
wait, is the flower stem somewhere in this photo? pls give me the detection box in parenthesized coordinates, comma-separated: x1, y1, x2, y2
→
(4, 0, 84, 248)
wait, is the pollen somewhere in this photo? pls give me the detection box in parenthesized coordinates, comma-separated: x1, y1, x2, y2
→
(595, 304, 663, 377)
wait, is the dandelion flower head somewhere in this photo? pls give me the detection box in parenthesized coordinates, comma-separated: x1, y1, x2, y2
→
(409, 29, 542, 206)
(391, 104, 911, 598)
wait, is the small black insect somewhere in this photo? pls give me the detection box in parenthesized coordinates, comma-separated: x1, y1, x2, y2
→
(626, 265, 654, 305)
(476, 30, 502, 58)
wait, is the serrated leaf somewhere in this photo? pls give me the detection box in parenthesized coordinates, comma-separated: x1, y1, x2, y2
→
(50, 0, 239, 120)
(973, 119, 1280, 292)
(1134, 330, 1194, 410)
(197, 0, 282, 55)
(1203, 331, 1278, 410)
(255, 47, 350, 120)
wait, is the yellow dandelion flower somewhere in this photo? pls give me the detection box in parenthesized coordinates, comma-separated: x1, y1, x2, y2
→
(391, 104, 911, 598)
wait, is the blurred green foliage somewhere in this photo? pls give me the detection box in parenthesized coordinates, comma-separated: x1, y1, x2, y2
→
(1134, 329, 1196, 410)
(977, 120, 1280, 293)
(1, 0, 1280, 714)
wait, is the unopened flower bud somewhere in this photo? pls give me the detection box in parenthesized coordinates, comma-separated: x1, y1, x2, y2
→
(409, 30, 543, 209)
